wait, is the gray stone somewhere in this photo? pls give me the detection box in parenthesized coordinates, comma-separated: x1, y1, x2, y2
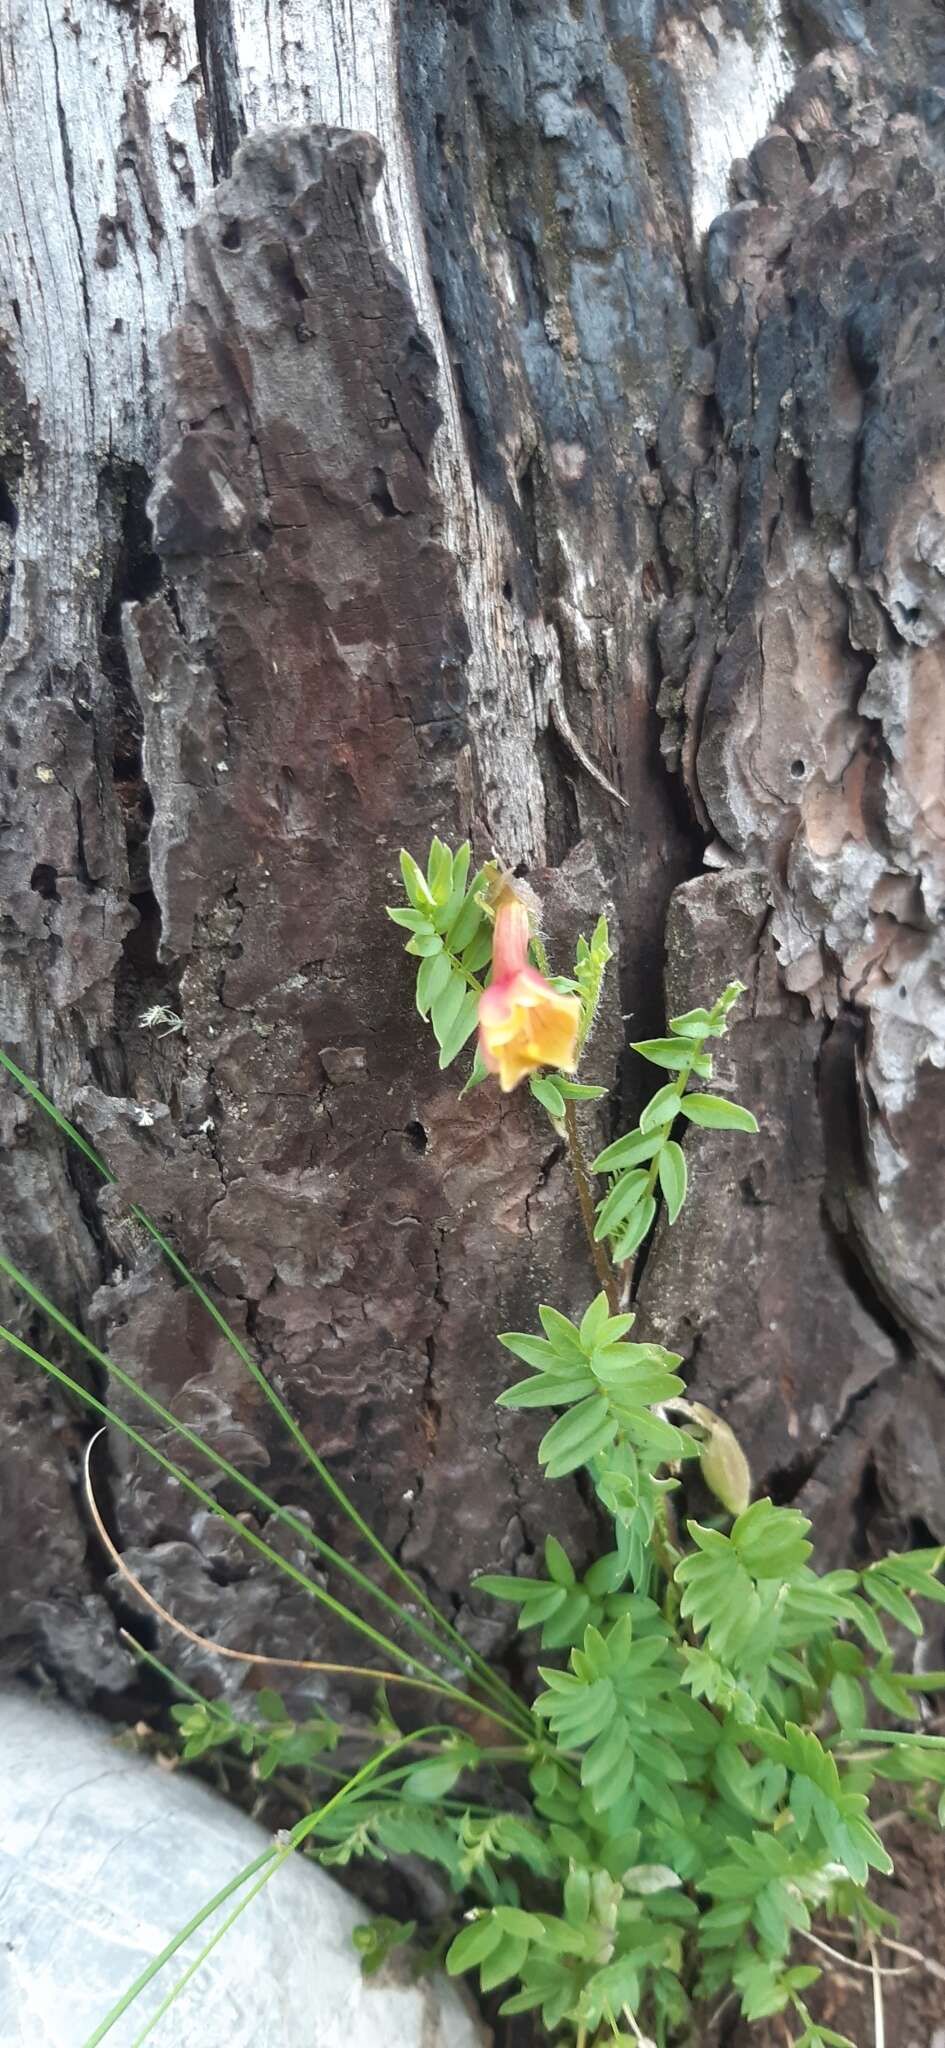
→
(0, 1688, 487, 2048)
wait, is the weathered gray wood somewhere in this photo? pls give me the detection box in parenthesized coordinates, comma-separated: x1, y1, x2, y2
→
(0, 0, 943, 1720)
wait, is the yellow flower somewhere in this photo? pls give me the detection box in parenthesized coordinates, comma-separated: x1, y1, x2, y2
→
(478, 896, 581, 1092)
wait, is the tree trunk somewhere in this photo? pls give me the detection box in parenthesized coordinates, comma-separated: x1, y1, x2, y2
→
(1, 0, 943, 1723)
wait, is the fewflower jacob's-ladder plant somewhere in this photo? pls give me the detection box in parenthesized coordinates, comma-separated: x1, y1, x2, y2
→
(0, 836, 943, 2048)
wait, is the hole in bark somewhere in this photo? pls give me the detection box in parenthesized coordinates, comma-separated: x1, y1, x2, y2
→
(0, 474, 17, 533)
(404, 1120, 428, 1153)
(276, 765, 297, 817)
(641, 559, 661, 601)
(193, 0, 247, 182)
(30, 863, 60, 901)
(851, 1452, 884, 1561)
(100, 464, 162, 616)
(273, 245, 307, 302)
(790, 757, 806, 778)
(369, 468, 403, 518)
(123, 887, 164, 973)
(767, 1450, 817, 1504)
(541, 716, 583, 865)
(220, 217, 242, 251)
(98, 460, 165, 985)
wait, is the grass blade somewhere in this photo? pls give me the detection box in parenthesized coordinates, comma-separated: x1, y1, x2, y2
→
(0, 1047, 529, 1730)
(83, 1729, 442, 2047)
(136, 1210, 524, 1717)
(0, 1247, 503, 1698)
(0, 1319, 526, 1727)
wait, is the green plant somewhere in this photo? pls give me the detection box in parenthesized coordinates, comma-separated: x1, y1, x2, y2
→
(589, 980, 754, 1266)
(1, 839, 943, 2048)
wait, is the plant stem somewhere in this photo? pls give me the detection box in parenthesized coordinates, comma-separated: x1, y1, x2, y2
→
(123, 1636, 514, 1808)
(811, 1924, 945, 1985)
(870, 1942, 886, 2048)
(446, 947, 484, 994)
(651, 1502, 683, 1589)
(563, 1099, 619, 1309)
(800, 1930, 912, 1980)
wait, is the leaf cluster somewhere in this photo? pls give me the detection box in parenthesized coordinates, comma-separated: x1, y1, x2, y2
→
(444, 1507, 945, 2044)
(170, 1687, 340, 1781)
(387, 841, 490, 1073)
(389, 841, 616, 1114)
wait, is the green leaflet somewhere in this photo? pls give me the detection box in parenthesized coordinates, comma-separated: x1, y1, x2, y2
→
(592, 1128, 663, 1173)
(539, 1396, 619, 1477)
(574, 915, 613, 1046)
(631, 1036, 713, 1076)
(594, 1168, 649, 1239)
(530, 1074, 566, 1119)
(389, 840, 490, 1078)
(611, 1195, 656, 1262)
(658, 1141, 687, 1223)
(679, 1093, 759, 1133)
(640, 1083, 683, 1132)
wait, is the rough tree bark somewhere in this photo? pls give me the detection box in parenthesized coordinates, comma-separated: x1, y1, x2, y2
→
(0, 0, 943, 1767)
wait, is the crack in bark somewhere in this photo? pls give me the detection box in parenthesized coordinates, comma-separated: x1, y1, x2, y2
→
(44, 1, 92, 407)
(192, 0, 247, 183)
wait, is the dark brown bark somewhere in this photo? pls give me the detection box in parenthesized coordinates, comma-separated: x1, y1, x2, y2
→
(0, 0, 943, 1754)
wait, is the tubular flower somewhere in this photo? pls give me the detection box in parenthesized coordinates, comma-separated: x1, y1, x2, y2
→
(478, 893, 581, 1092)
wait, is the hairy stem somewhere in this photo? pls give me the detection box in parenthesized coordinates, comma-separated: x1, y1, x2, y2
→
(563, 1099, 618, 1309)
(446, 946, 484, 994)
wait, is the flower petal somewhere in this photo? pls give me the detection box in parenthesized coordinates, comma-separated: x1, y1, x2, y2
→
(478, 969, 581, 1091)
